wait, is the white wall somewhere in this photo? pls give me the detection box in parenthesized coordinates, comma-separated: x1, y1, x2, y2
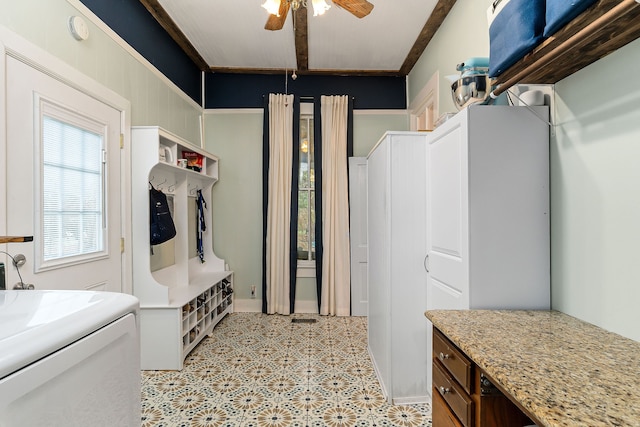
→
(0, 0, 202, 143)
(551, 38, 640, 341)
(407, 0, 640, 341)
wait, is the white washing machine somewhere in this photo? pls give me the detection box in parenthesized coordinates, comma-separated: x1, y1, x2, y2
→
(0, 290, 140, 426)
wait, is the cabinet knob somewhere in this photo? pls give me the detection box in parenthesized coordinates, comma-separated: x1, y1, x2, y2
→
(439, 386, 451, 395)
(439, 352, 450, 361)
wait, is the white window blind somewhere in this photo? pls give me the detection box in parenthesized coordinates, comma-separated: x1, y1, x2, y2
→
(41, 115, 105, 262)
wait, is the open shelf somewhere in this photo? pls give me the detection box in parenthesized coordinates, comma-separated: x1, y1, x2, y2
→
(491, 0, 640, 95)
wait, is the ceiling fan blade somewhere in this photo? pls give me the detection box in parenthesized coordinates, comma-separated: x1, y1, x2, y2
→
(332, 0, 374, 18)
(265, 0, 291, 31)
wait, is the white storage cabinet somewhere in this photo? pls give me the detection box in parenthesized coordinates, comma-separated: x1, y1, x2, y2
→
(367, 131, 429, 405)
(132, 126, 233, 370)
(426, 106, 551, 312)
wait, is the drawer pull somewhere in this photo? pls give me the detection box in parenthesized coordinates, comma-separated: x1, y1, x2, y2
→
(439, 352, 450, 361)
(439, 386, 451, 395)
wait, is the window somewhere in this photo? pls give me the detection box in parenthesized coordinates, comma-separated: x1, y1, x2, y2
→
(297, 103, 315, 269)
(39, 101, 107, 268)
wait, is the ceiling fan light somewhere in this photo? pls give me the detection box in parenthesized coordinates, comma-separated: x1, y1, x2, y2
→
(311, 0, 331, 16)
(262, 0, 282, 16)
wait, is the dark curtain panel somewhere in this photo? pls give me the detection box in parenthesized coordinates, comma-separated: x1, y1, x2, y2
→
(313, 101, 323, 312)
(289, 97, 301, 314)
(346, 97, 354, 313)
(261, 95, 269, 313)
(314, 97, 354, 312)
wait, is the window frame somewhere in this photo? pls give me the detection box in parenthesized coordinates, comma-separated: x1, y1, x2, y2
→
(35, 96, 110, 272)
(297, 102, 316, 277)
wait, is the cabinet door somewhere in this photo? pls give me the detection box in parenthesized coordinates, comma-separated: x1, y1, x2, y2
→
(349, 157, 368, 317)
(427, 112, 469, 310)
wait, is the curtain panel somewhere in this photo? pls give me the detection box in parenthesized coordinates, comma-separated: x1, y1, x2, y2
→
(262, 93, 298, 314)
(316, 95, 353, 316)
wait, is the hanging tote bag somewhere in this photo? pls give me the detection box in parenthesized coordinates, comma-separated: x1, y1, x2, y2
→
(149, 183, 176, 245)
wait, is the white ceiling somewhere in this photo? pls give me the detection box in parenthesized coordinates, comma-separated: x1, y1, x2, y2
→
(154, 0, 441, 74)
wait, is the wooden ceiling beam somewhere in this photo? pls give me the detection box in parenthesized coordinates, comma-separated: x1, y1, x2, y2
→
(293, 6, 309, 72)
(139, 0, 210, 71)
(399, 0, 458, 75)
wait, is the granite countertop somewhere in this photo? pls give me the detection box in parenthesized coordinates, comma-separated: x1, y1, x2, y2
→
(425, 310, 640, 427)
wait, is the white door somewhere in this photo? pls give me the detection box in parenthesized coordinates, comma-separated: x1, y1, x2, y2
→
(4, 56, 123, 292)
(427, 114, 469, 310)
(348, 157, 368, 317)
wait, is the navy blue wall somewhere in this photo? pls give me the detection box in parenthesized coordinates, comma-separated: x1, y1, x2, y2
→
(205, 73, 406, 110)
(80, 0, 202, 104)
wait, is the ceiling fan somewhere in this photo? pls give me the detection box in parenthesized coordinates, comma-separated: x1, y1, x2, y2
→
(262, 0, 375, 31)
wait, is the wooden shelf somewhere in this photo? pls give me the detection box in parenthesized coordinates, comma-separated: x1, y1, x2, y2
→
(491, 0, 640, 96)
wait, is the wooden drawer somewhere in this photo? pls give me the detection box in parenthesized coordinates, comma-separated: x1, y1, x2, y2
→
(434, 328, 473, 394)
(433, 359, 474, 427)
(432, 384, 465, 427)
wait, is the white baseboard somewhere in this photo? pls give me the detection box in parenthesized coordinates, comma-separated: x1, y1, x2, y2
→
(233, 299, 261, 312)
(294, 300, 319, 314)
(392, 395, 431, 405)
(233, 299, 319, 314)
(368, 346, 389, 403)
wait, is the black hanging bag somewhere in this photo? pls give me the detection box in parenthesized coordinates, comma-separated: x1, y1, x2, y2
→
(149, 183, 176, 245)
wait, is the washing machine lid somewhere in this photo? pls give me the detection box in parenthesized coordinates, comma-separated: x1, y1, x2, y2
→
(0, 290, 139, 379)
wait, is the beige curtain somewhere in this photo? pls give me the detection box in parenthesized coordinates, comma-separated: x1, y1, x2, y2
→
(320, 95, 351, 316)
(266, 93, 294, 314)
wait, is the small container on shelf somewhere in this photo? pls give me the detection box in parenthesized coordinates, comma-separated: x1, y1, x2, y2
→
(182, 150, 204, 173)
(158, 145, 174, 164)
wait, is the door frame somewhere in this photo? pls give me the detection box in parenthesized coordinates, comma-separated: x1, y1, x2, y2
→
(409, 71, 439, 132)
(0, 26, 133, 294)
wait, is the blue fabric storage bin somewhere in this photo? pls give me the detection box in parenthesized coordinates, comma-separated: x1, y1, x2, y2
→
(544, 0, 598, 38)
(488, 0, 545, 78)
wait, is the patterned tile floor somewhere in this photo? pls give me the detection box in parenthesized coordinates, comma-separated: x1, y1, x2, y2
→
(141, 312, 432, 427)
